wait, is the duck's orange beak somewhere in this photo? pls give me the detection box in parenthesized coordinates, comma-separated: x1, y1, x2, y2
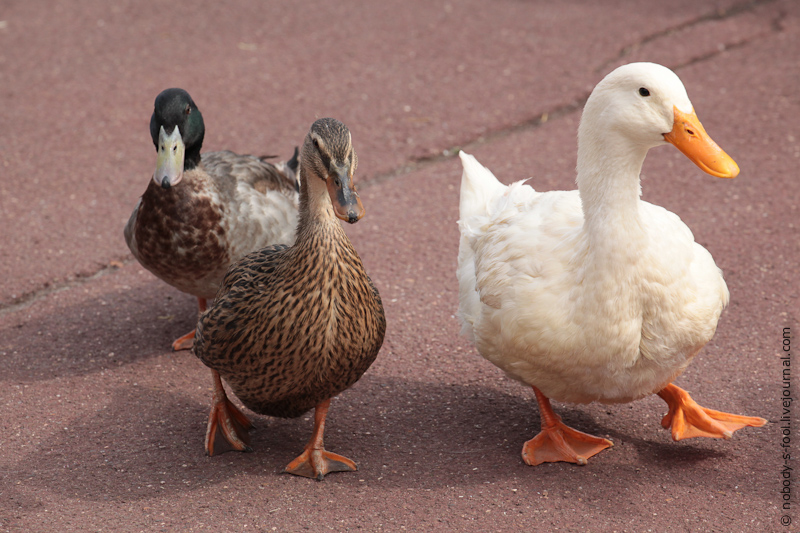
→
(663, 107, 739, 179)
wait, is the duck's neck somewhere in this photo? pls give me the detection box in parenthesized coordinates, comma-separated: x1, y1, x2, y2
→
(577, 133, 647, 280)
(185, 146, 202, 171)
(577, 132, 648, 235)
(295, 169, 347, 247)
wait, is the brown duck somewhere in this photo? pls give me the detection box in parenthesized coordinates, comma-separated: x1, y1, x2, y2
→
(125, 88, 300, 351)
(194, 118, 386, 480)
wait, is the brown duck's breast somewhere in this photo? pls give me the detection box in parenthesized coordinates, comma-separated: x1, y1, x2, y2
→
(201, 235, 385, 419)
(131, 171, 230, 297)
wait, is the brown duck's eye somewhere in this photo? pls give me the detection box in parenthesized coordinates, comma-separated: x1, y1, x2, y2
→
(639, 87, 650, 97)
(312, 138, 319, 148)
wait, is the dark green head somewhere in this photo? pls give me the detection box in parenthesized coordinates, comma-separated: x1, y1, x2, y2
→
(149, 88, 205, 188)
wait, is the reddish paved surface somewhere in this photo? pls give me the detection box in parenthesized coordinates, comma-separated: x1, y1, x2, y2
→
(1, 0, 798, 531)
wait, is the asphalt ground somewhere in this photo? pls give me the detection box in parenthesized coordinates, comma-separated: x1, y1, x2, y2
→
(1, 0, 798, 531)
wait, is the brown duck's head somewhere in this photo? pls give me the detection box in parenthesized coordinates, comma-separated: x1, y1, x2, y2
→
(302, 118, 365, 224)
(150, 88, 205, 189)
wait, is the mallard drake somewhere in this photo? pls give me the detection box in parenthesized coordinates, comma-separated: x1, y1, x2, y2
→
(457, 62, 766, 466)
(125, 88, 300, 351)
(194, 118, 386, 480)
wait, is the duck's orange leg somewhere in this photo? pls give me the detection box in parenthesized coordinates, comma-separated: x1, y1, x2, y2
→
(657, 383, 766, 441)
(172, 297, 207, 351)
(205, 369, 253, 456)
(522, 386, 613, 466)
(284, 398, 357, 481)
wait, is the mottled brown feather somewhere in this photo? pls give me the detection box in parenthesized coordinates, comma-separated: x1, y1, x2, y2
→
(125, 150, 299, 299)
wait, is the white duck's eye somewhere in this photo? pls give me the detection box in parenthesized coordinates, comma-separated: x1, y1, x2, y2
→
(638, 87, 650, 97)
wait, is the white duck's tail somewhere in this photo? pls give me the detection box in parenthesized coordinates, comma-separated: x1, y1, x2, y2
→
(456, 151, 509, 340)
(458, 151, 507, 221)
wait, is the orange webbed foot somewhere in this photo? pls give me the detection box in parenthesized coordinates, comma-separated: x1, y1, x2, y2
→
(657, 383, 767, 441)
(171, 329, 196, 351)
(283, 398, 356, 480)
(205, 370, 253, 456)
(522, 387, 613, 466)
(284, 448, 357, 481)
(522, 421, 613, 466)
(171, 297, 208, 351)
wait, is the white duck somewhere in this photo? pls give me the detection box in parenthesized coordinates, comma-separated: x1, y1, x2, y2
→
(457, 62, 766, 466)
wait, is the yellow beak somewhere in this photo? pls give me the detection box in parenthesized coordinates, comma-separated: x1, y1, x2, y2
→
(154, 125, 185, 189)
(663, 107, 739, 179)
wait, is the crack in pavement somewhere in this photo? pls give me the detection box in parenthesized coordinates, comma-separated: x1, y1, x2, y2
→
(595, 0, 780, 73)
(0, 258, 134, 317)
(0, 0, 784, 318)
(365, 0, 783, 187)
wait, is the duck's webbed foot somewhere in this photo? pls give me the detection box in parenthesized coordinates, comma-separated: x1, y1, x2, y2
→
(657, 383, 767, 441)
(284, 399, 357, 480)
(522, 386, 613, 466)
(171, 298, 208, 351)
(205, 370, 253, 456)
(284, 447, 357, 480)
(172, 329, 196, 351)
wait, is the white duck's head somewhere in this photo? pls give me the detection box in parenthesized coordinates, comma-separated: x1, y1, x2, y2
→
(578, 62, 739, 181)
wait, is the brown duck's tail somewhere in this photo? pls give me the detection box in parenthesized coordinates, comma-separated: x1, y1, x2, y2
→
(258, 147, 298, 170)
(259, 146, 300, 191)
(286, 146, 300, 173)
(284, 147, 300, 191)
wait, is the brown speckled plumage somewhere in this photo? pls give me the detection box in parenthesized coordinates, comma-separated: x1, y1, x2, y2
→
(125, 151, 299, 299)
(193, 118, 385, 478)
(195, 217, 385, 418)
